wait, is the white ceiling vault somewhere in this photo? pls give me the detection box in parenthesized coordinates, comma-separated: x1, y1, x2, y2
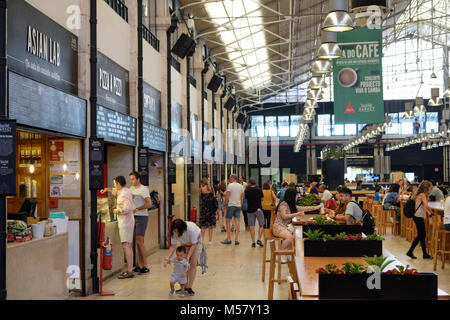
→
(174, 0, 446, 111)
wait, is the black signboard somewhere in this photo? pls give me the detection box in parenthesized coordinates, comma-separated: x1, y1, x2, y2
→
(143, 82, 161, 127)
(143, 122, 167, 153)
(221, 165, 225, 181)
(346, 157, 374, 167)
(97, 105, 136, 146)
(187, 163, 194, 183)
(0, 120, 17, 196)
(138, 147, 149, 186)
(213, 165, 218, 181)
(7, 0, 79, 94)
(89, 138, 104, 190)
(168, 158, 177, 184)
(202, 164, 208, 179)
(97, 51, 130, 114)
(227, 166, 231, 179)
(9, 71, 86, 137)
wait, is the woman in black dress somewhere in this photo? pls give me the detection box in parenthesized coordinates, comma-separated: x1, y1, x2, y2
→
(200, 178, 217, 245)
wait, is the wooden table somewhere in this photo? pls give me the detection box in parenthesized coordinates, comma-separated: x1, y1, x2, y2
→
(293, 225, 449, 299)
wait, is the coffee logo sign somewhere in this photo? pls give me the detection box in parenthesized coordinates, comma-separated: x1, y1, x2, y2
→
(99, 68, 123, 97)
(27, 26, 61, 67)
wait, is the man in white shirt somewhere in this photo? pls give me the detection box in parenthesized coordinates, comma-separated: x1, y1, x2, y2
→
(318, 185, 333, 203)
(129, 171, 152, 274)
(221, 175, 244, 245)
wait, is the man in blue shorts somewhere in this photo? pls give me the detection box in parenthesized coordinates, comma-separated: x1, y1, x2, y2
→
(221, 175, 244, 245)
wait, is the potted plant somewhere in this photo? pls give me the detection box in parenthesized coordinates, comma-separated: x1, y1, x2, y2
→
(301, 216, 363, 235)
(297, 194, 321, 214)
(316, 256, 438, 300)
(303, 230, 383, 257)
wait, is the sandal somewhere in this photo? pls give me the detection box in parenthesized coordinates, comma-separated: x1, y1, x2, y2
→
(118, 271, 135, 279)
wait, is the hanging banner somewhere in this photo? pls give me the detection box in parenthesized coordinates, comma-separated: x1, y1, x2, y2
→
(333, 26, 384, 124)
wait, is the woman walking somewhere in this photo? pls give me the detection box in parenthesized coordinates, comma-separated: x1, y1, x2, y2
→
(217, 181, 227, 232)
(199, 178, 217, 245)
(406, 180, 433, 259)
(261, 181, 277, 229)
(165, 219, 202, 296)
(101, 176, 135, 279)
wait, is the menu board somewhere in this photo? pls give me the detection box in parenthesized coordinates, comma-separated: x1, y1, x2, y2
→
(97, 105, 136, 146)
(202, 164, 208, 179)
(143, 82, 161, 127)
(89, 138, 104, 190)
(49, 139, 81, 198)
(143, 121, 167, 153)
(0, 120, 16, 196)
(187, 163, 194, 183)
(8, 71, 86, 137)
(168, 159, 176, 184)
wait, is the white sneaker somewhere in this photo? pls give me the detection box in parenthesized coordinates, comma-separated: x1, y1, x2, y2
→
(208, 241, 213, 246)
(280, 255, 287, 263)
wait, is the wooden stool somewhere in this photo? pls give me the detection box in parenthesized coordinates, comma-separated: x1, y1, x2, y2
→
(262, 208, 282, 282)
(406, 217, 416, 242)
(287, 275, 299, 300)
(379, 208, 399, 235)
(268, 240, 295, 300)
(433, 225, 450, 270)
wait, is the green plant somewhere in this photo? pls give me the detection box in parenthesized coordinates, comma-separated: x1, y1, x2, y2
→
(297, 194, 321, 206)
(324, 219, 339, 225)
(342, 262, 366, 274)
(363, 255, 395, 273)
(322, 146, 345, 160)
(303, 229, 324, 241)
(335, 232, 348, 240)
(385, 265, 420, 275)
(364, 233, 385, 241)
(322, 234, 335, 242)
(313, 216, 327, 224)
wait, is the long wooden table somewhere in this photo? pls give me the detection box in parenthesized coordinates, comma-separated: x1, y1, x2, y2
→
(293, 224, 449, 299)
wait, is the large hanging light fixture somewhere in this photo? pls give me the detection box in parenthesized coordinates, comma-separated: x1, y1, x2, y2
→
(414, 97, 426, 114)
(305, 100, 319, 109)
(322, 0, 354, 32)
(311, 59, 332, 74)
(316, 31, 342, 59)
(428, 88, 443, 106)
(307, 88, 324, 100)
(308, 74, 327, 89)
(403, 102, 414, 119)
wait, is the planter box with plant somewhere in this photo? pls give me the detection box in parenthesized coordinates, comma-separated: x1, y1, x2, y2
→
(303, 230, 383, 257)
(301, 216, 363, 235)
(297, 194, 321, 214)
(316, 256, 438, 300)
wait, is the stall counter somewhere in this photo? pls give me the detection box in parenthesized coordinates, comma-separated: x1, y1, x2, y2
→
(6, 233, 69, 300)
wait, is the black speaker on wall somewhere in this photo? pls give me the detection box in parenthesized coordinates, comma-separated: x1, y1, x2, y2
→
(236, 112, 245, 124)
(207, 74, 222, 93)
(172, 33, 196, 59)
(224, 96, 235, 110)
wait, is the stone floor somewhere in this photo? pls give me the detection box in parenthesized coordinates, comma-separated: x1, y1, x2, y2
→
(74, 217, 450, 300)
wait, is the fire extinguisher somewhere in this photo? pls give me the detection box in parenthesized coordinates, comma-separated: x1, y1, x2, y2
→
(190, 207, 197, 222)
(102, 237, 112, 270)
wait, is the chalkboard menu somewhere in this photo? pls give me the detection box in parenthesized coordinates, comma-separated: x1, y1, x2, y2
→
(143, 122, 167, 153)
(97, 105, 136, 146)
(7, 0, 78, 94)
(89, 138, 104, 190)
(213, 165, 218, 181)
(97, 51, 130, 114)
(0, 120, 16, 196)
(143, 82, 161, 127)
(187, 163, 194, 183)
(9, 72, 86, 137)
(168, 159, 177, 184)
(138, 147, 149, 186)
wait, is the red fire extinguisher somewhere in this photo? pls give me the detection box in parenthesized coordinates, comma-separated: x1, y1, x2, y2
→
(102, 237, 112, 270)
(190, 207, 197, 222)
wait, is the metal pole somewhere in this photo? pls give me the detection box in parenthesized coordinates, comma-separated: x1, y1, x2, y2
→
(0, 0, 7, 301)
(186, 56, 191, 217)
(89, 0, 99, 294)
(167, 29, 173, 239)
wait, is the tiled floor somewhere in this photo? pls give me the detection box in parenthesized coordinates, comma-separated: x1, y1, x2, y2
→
(75, 217, 450, 300)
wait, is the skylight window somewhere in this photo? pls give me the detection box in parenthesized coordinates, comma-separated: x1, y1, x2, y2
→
(204, 0, 271, 90)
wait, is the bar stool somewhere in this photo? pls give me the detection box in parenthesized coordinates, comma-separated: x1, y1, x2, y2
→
(287, 275, 299, 300)
(268, 239, 295, 300)
(433, 222, 450, 270)
(379, 208, 399, 235)
(261, 208, 282, 282)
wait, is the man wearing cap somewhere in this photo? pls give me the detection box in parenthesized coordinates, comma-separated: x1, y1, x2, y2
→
(244, 177, 265, 248)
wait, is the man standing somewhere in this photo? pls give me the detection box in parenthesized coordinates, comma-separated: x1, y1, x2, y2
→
(413, 118, 421, 134)
(221, 175, 244, 245)
(129, 171, 152, 274)
(245, 178, 265, 248)
(239, 176, 249, 231)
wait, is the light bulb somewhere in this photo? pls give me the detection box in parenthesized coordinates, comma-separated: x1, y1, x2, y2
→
(29, 164, 35, 174)
(63, 163, 68, 172)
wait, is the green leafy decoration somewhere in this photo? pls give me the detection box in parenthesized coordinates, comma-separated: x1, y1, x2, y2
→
(363, 255, 395, 273)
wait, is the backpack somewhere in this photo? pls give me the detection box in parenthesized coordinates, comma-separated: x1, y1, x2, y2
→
(404, 199, 422, 218)
(350, 201, 375, 235)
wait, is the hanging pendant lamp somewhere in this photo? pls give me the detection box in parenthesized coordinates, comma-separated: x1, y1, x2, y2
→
(322, 0, 354, 32)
